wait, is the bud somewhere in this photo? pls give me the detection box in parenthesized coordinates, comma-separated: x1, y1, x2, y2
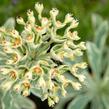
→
(12, 38, 22, 48)
(22, 80, 31, 89)
(72, 31, 80, 40)
(25, 23, 32, 31)
(6, 59, 14, 64)
(14, 53, 21, 63)
(56, 20, 62, 28)
(78, 42, 86, 50)
(72, 66, 78, 74)
(25, 72, 32, 80)
(10, 29, 19, 37)
(32, 65, 42, 75)
(9, 70, 17, 80)
(48, 97, 55, 107)
(50, 68, 58, 78)
(3, 46, 13, 53)
(78, 74, 86, 82)
(35, 3, 44, 15)
(72, 82, 81, 90)
(64, 13, 73, 23)
(71, 19, 79, 28)
(16, 16, 25, 25)
(66, 40, 77, 48)
(53, 96, 59, 103)
(41, 17, 49, 27)
(79, 62, 87, 69)
(0, 68, 9, 75)
(36, 26, 44, 33)
(22, 89, 30, 96)
(73, 66, 86, 82)
(13, 84, 21, 92)
(1, 40, 10, 46)
(27, 10, 35, 24)
(74, 49, 83, 56)
(67, 31, 80, 41)
(50, 8, 59, 19)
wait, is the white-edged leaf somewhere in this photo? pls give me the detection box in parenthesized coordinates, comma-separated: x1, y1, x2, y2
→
(1, 91, 12, 109)
(94, 21, 108, 49)
(102, 96, 109, 109)
(12, 93, 36, 109)
(3, 18, 15, 30)
(54, 94, 75, 109)
(91, 98, 105, 109)
(86, 42, 102, 77)
(67, 95, 91, 109)
(92, 14, 103, 30)
(31, 88, 42, 98)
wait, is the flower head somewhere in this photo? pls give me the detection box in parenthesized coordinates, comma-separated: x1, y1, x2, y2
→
(0, 3, 86, 107)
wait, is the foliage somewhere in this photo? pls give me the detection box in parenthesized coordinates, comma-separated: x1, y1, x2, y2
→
(0, 3, 86, 109)
(54, 14, 109, 109)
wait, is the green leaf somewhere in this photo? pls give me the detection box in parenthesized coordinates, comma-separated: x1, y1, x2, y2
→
(0, 89, 3, 109)
(94, 20, 108, 49)
(67, 95, 90, 109)
(92, 14, 103, 31)
(86, 42, 102, 77)
(31, 88, 42, 98)
(102, 96, 109, 109)
(3, 18, 15, 30)
(1, 91, 35, 109)
(1, 91, 12, 109)
(91, 98, 105, 109)
(104, 63, 109, 80)
(54, 94, 75, 109)
(12, 93, 35, 109)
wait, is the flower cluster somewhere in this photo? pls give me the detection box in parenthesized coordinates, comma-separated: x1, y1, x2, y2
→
(0, 3, 87, 107)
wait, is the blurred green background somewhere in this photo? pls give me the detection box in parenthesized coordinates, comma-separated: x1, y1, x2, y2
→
(0, 0, 109, 42)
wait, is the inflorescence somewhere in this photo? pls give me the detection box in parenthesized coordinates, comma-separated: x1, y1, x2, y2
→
(0, 3, 87, 107)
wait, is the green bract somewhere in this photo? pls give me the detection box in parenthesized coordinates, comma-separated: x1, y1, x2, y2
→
(0, 3, 86, 107)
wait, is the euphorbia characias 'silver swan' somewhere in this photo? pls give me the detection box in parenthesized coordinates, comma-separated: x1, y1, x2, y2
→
(0, 3, 87, 107)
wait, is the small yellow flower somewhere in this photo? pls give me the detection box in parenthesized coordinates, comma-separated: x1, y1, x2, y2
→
(36, 26, 44, 32)
(33, 65, 42, 75)
(22, 80, 31, 89)
(12, 38, 21, 48)
(14, 84, 21, 92)
(9, 70, 17, 79)
(22, 89, 30, 97)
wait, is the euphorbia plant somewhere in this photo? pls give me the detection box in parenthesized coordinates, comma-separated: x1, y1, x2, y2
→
(54, 14, 109, 109)
(0, 3, 86, 109)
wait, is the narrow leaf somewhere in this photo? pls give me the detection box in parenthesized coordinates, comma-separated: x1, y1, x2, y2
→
(67, 95, 90, 109)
